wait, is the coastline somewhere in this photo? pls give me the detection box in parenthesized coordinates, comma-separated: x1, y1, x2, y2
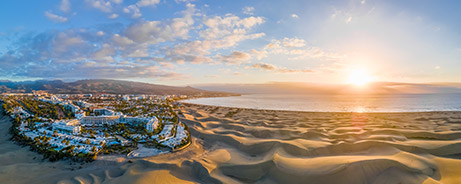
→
(181, 93, 461, 113)
(181, 101, 461, 114)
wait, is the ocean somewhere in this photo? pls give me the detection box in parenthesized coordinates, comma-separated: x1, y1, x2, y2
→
(182, 94, 461, 112)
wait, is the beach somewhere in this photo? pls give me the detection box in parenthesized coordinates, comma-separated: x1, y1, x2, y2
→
(182, 94, 461, 112)
(2, 104, 461, 183)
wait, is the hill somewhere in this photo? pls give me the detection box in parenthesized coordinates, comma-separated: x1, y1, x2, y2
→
(0, 79, 234, 96)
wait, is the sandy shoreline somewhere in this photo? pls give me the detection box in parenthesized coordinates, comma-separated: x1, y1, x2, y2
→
(1, 104, 461, 183)
(181, 101, 461, 114)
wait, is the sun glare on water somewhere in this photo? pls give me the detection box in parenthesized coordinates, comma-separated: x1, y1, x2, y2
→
(347, 68, 373, 86)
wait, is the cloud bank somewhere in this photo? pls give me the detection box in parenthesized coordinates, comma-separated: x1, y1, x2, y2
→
(1, 1, 342, 83)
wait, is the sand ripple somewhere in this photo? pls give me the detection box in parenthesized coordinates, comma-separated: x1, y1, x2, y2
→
(2, 105, 461, 183)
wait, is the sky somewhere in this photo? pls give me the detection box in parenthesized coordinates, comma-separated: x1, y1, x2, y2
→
(0, 0, 460, 86)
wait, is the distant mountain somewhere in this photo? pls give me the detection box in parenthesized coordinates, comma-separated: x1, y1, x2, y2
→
(0, 79, 235, 96)
(194, 82, 461, 95)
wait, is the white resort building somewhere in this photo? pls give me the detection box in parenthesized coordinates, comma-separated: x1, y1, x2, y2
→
(119, 116, 159, 132)
(145, 119, 157, 132)
(48, 107, 159, 135)
(53, 119, 81, 135)
(81, 115, 120, 126)
(93, 108, 120, 116)
(80, 114, 159, 132)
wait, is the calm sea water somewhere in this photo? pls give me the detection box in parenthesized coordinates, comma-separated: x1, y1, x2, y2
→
(183, 94, 461, 112)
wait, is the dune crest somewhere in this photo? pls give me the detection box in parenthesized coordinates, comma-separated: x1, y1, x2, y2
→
(2, 104, 461, 183)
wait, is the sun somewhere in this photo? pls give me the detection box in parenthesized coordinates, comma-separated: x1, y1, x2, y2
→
(347, 68, 373, 86)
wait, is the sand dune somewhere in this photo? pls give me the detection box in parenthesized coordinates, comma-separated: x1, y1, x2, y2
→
(1, 104, 461, 183)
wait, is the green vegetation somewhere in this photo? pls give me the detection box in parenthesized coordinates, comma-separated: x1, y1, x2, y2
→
(2, 96, 74, 120)
(102, 144, 133, 154)
(0, 94, 192, 162)
(209, 107, 219, 114)
(0, 96, 96, 162)
(224, 109, 242, 118)
(4, 113, 97, 162)
(173, 123, 191, 150)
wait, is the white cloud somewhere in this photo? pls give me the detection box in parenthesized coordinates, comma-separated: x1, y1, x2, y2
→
(331, 9, 355, 24)
(233, 72, 246, 76)
(242, 6, 255, 15)
(124, 5, 142, 18)
(217, 51, 251, 65)
(175, 0, 195, 3)
(170, 3, 196, 39)
(136, 0, 160, 7)
(113, 34, 135, 46)
(346, 16, 352, 23)
(1, 5, 269, 80)
(108, 13, 119, 19)
(91, 44, 116, 61)
(115, 4, 198, 60)
(250, 62, 276, 70)
(59, 0, 71, 13)
(159, 12, 266, 65)
(123, 21, 170, 43)
(44, 11, 68, 23)
(331, 9, 339, 19)
(159, 62, 175, 69)
(163, 40, 212, 64)
(250, 62, 313, 73)
(123, 0, 160, 18)
(291, 14, 299, 19)
(250, 49, 267, 60)
(52, 32, 86, 54)
(201, 15, 264, 39)
(264, 38, 305, 50)
(86, 0, 112, 13)
(127, 48, 150, 58)
(281, 38, 306, 48)
(251, 37, 343, 61)
(199, 14, 265, 50)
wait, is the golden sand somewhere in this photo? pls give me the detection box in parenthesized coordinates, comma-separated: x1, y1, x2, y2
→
(1, 104, 461, 183)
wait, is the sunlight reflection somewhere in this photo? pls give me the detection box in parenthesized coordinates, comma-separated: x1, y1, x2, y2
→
(354, 106, 366, 113)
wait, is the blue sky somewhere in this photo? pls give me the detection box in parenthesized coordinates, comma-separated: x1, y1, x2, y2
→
(0, 0, 460, 86)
